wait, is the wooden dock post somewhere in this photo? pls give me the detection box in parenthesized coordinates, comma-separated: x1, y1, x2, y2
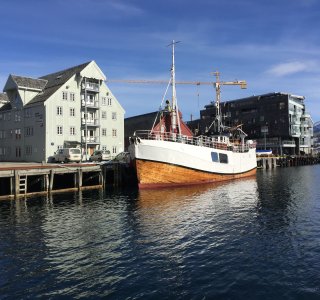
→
(114, 163, 122, 187)
(44, 174, 49, 192)
(49, 169, 54, 192)
(77, 168, 82, 191)
(102, 166, 106, 189)
(10, 176, 14, 196)
(98, 170, 102, 186)
(14, 170, 19, 198)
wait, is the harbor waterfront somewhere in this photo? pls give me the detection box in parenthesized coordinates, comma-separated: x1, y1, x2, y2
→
(0, 165, 320, 299)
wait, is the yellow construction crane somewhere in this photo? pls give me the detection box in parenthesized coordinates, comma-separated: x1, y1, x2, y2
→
(107, 72, 247, 133)
(107, 79, 213, 85)
(106, 72, 247, 104)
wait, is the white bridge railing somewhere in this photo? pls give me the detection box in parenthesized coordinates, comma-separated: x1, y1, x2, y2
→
(132, 130, 256, 153)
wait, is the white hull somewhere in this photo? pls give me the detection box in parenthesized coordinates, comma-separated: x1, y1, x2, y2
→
(129, 136, 257, 188)
(130, 139, 256, 174)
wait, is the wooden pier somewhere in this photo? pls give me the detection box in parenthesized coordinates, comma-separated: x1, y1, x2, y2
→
(0, 163, 103, 200)
(1, 155, 318, 200)
(257, 155, 320, 169)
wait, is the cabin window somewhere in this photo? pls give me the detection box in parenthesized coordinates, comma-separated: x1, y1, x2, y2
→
(211, 152, 219, 162)
(219, 153, 228, 164)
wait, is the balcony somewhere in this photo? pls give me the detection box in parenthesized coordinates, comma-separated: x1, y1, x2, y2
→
(81, 100, 99, 109)
(81, 118, 100, 126)
(82, 82, 99, 92)
(282, 140, 296, 147)
(300, 121, 310, 128)
(300, 144, 310, 148)
(81, 136, 100, 144)
(291, 131, 300, 137)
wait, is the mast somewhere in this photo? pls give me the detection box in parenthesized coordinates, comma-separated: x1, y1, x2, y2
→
(213, 71, 222, 133)
(170, 40, 181, 134)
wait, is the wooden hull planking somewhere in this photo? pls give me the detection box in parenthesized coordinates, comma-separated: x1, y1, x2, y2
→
(136, 159, 257, 189)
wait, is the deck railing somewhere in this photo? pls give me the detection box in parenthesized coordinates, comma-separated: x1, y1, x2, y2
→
(132, 130, 256, 153)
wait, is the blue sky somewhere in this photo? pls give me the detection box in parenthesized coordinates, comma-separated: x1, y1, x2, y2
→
(0, 0, 319, 122)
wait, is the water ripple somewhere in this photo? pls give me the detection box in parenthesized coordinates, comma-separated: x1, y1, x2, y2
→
(0, 166, 320, 299)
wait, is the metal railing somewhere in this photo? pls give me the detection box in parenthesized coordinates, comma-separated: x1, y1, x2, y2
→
(282, 140, 295, 146)
(81, 118, 100, 126)
(132, 130, 256, 153)
(81, 100, 99, 108)
(82, 82, 99, 92)
(82, 136, 100, 143)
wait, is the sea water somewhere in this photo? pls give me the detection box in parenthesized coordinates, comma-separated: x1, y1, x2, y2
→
(0, 165, 320, 299)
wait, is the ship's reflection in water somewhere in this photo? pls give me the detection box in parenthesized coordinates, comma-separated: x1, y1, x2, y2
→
(135, 177, 259, 249)
(0, 167, 320, 299)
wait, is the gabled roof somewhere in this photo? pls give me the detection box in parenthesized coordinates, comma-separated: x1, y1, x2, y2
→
(0, 99, 12, 112)
(40, 61, 91, 89)
(0, 93, 11, 111)
(0, 93, 9, 102)
(26, 61, 92, 106)
(11, 75, 47, 91)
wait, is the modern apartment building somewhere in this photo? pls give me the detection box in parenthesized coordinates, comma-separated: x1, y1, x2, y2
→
(0, 61, 125, 162)
(188, 93, 314, 155)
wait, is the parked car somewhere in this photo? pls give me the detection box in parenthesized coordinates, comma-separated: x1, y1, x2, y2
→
(53, 148, 81, 163)
(89, 150, 111, 162)
(113, 152, 131, 163)
(103, 152, 131, 168)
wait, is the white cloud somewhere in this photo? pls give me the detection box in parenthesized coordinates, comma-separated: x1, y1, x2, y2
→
(266, 61, 314, 77)
(108, 1, 144, 15)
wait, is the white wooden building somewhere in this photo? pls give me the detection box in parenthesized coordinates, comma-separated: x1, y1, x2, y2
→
(0, 61, 125, 162)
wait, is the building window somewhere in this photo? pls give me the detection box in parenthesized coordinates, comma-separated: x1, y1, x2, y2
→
(0, 130, 6, 139)
(70, 127, 76, 136)
(25, 145, 32, 156)
(112, 112, 117, 120)
(0, 147, 6, 156)
(15, 129, 21, 139)
(112, 129, 117, 137)
(102, 128, 107, 136)
(15, 111, 21, 122)
(70, 108, 75, 117)
(7, 129, 13, 139)
(25, 127, 34, 136)
(70, 92, 75, 101)
(57, 126, 63, 135)
(101, 97, 107, 105)
(279, 102, 285, 110)
(24, 108, 32, 118)
(62, 91, 68, 100)
(108, 98, 112, 106)
(102, 145, 107, 151)
(101, 111, 107, 119)
(112, 146, 117, 154)
(57, 106, 63, 116)
(16, 147, 21, 158)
